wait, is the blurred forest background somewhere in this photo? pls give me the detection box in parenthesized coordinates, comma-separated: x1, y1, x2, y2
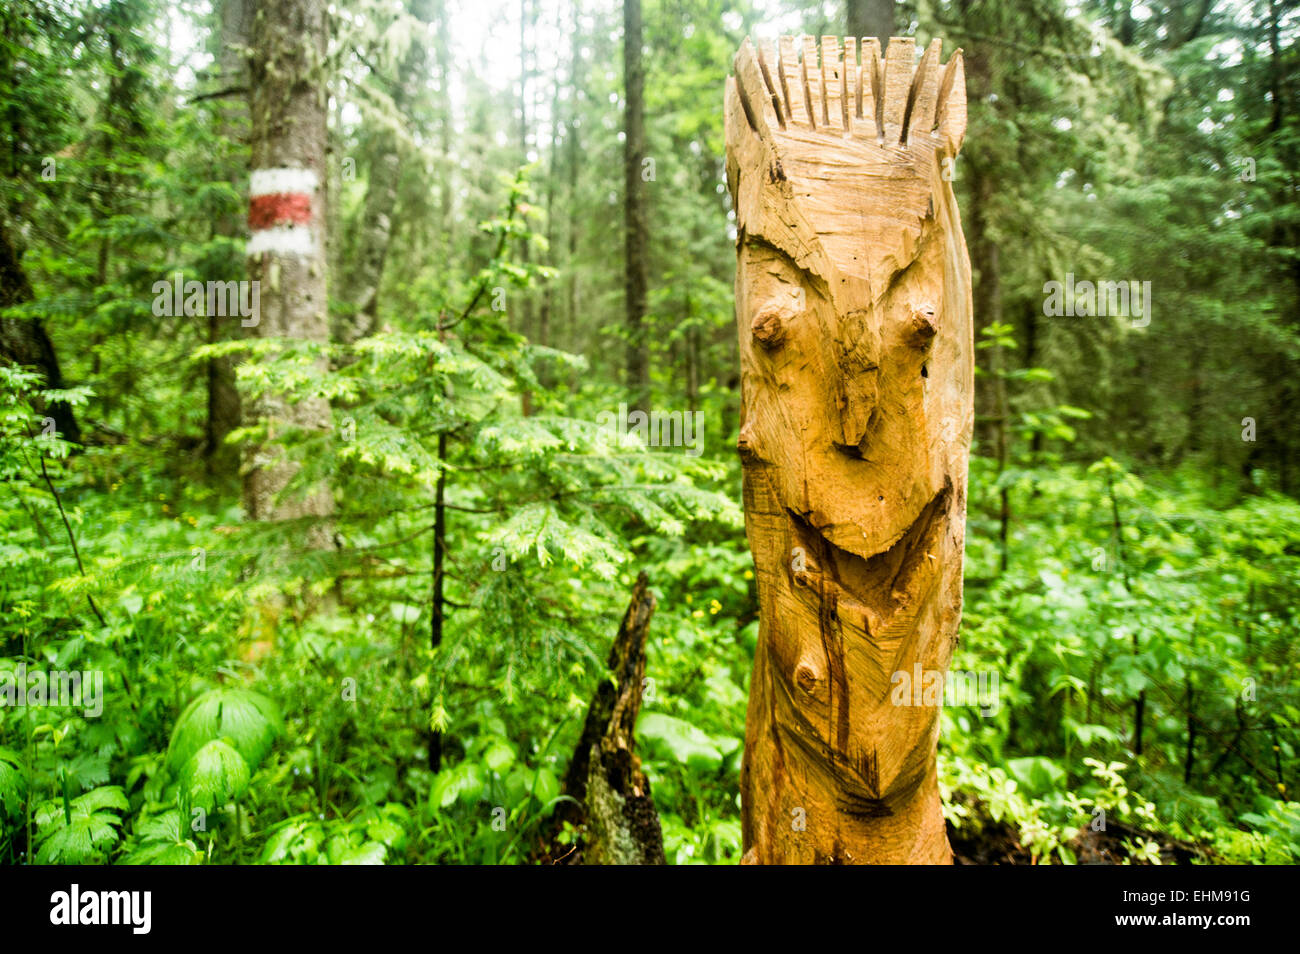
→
(1, 0, 1299, 865)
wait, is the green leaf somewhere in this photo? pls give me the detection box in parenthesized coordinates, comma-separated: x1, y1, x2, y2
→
(123, 812, 203, 865)
(482, 739, 516, 773)
(34, 786, 129, 864)
(365, 818, 405, 850)
(0, 747, 27, 819)
(637, 712, 724, 771)
(124, 840, 204, 865)
(260, 821, 324, 864)
(1005, 757, 1066, 796)
(531, 767, 561, 806)
(430, 760, 486, 808)
(337, 841, 387, 865)
(179, 740, 251, 810)
(167, 688, 282, 774)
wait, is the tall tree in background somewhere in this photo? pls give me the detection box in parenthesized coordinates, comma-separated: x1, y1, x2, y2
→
(0, 4, 81, 444)
(847, 0, 894, 47)
(202, 0, 251, 475)
(518, 0, 535, 348)
(243, 0, 334, 535)
(0, 220, 80, 442)
(623, 0, 649, 412)
(339, 0, 435, 344)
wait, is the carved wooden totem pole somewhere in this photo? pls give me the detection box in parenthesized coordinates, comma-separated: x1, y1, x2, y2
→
(725, 35, 972, 864)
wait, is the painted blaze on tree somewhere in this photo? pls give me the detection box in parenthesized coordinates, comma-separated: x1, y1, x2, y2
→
(726, 35, 973, 864)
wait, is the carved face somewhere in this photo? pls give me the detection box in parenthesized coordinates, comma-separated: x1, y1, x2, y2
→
(727, 34, 971, 562)
(728, 36, 974, 825)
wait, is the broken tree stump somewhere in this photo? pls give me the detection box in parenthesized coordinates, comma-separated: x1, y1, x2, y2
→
(549, 571, 665, 865)
(725, 35, 973, 864)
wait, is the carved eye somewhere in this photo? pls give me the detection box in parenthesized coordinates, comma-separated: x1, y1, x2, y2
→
(751, 310, 787, 349)
(906, 304, 938, 349)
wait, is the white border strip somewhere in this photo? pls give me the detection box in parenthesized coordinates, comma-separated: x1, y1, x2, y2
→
(247, 224, 315, 257)
(250, 167, 319, 198)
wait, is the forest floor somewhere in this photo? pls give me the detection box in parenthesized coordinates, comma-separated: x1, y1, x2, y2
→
(950, 818, 1212, 865)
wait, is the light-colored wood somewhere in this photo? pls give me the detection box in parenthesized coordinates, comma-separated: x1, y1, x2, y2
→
(880, 36, 915, 135)
(821, 36, 843, 133)
(755, 39, 786, 130)
(725, 34, 973, 865)
(802, 35, 821, 129)
(843, 37, 858, 133)
(936, 50, 967, 154)
(778, 36, 805, 127)
(858, 38, 882, 140)
(907, 38, 943, 140)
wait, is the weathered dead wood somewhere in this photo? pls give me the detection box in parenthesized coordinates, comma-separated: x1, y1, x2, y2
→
(548, 571, 665, 865)
(726, 34, 973, 864)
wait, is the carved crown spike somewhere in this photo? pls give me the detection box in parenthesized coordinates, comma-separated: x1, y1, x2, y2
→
(734, 34, 967, 151)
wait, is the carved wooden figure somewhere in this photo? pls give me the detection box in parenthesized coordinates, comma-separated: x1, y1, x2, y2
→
(725, 35, 973, 864)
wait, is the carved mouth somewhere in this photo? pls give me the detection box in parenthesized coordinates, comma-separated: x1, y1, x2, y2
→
(789, 481, 950, 612)
(767, 484, 951, 808)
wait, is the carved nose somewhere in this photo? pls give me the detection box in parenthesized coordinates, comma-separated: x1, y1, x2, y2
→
(737, 419, 765, 462)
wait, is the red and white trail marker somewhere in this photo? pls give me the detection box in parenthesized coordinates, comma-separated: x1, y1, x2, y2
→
(247, 167, 318, 257)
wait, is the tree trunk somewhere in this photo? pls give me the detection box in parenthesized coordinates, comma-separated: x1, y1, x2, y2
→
(517, 0, 534, 340)
(338, 0, 435, 344)
(539, 30, 560, 359)
(962, 38, 1001, 456)
(967, 162, 1001, 454)
(564, 0, 582, 358)
(0, 217, 80, 444)
(204, 0, 251, 476)
(243, 0, 334, 535)
(550, 571, 665, 865)
(623, 0, 649, 413)
(685, 290, 699, 414)
(726, 35, 972, 864)
(434, 0, 454, 262)
(846, 0, 894, 50)
(1105, 469, 1144, 756)
(427, 424, 448, 773)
